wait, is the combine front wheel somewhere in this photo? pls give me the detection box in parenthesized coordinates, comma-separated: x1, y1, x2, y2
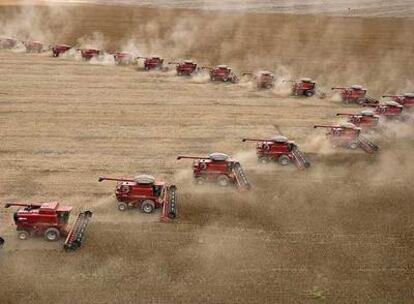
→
(141, 200, 155, 214)
(278, 155, 290, 166)
(18, 231, 29, 240)
(44, 228, 60, 242)
(217, 175, 230, 187)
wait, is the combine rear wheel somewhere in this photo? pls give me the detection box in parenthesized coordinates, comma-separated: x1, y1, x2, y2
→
(348, 142, 359, 150)
(217, 175, 230, 187)
(194, 177, 205, 185)
(44, 228, 60, 242)
(141, 200, 155, 214)
(258, 157, 270, 164)
(305, 90, 314, 97)
(18, 231, 29, 240)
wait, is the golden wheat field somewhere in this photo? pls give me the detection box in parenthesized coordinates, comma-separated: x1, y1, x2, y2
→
(0, 1, 413, 303)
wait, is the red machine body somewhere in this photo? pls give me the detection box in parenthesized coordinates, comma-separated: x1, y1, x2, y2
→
(98, 175, 177, 222)
(52, 44, 71, 57)
(245, 71, 274, 89)
(24, 40, 43, 53)
(314, 123, 379, 153)
(332, 85, 379, 105)
(171, 60, 198, 76)
(209, 65, 239, 83)
(242, 136, 310, 169)
(291, 78, 316, 97)
(336, 110, 380, 128)
(114, 52, 134, 65)
(383, 93, 414, 109)
(137, 56, 165, 70)
(80, 48, 102, 61)
(0, 37, 18, 49)
(366, 101, 404, 118)
(177, 153, 250, 190)
(5, 202, 92, 250)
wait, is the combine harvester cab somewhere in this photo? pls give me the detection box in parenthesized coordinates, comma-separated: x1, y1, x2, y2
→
(52, 44, 72, 57)
(4, 202, 93, 251)
(336, 110, 380, 128)
(169, 60, 198, 76)
(136, 56, 167, 71)
(209, 65, 239, 83)
(98, 175, 178, 222)
(177, 152, 251, 190)
(244, 71, 275, 89)
(332, 85, 379, 105)
(314, 123, 379, 154)
(383, 93, 414, 109)
(243, 135, 310, 169)
(292, 78, 316, 97)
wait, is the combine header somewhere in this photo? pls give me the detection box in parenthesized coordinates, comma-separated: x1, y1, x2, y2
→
(366, 101, 404, 118)
(244, 71, 275, 89)
(336, 110, 380, 128)
(52, 44, 72, 57)
(24, 40, 43, 53)
(177, 152, 251, 190)
(382, 93, 414, 109)
(207, 65, 239, 83)
(113, 52, 134, 65)
(314, 123, 379, 154)
(332, 85, 379, 105)
(169, 60, 198, 76)
(4, 202, 93, 251)
(98, 175, 177, 222)
(242, 135, 310, 169)
(0, 37, 18, 49)
(80, 48, 102, 61)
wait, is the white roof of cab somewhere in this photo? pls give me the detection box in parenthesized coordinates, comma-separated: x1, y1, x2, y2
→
(217, 65, 229, 69)
(270, 135, 288, 143)
(134, 174, 155, 184)
(385, 100, 403, 107)
(300, 77, 312, 82)
(404, 93, 414, 97)
(209, 152, 229, 161)
(351, 84, 363, 90)
(339, 122, 358, 129)
(361, 110, 374, 116)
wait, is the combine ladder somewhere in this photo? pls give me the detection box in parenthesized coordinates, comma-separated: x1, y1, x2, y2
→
(64, 211, 93, 252)
(161, 185, 178, 222)
(358, 136, 379, 154)
(233, 162, 251, 190)
(291, 148, 311, 169)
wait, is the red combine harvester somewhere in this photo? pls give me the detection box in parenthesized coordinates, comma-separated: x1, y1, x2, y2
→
(80, 48, 102, 61)
(314, 123, 379, 153)
(98, 174, 177, 222)
(52, 44, 71, 57)
(0, 37, 18, 49)
(383, 93, 414, 109)
(177, 152, 251, 190)
(244, 71, 275, 89)
(169, 60, 198, 76)
(24, 40, 43, 53)
(331, 85, 379, 105)
(113, 52, 134, 65)
(366, 101, 404, 118)
(288, 78, 317, 97)
(242, 135, 310, 169)
(136, 56, 166, 70)
(208, 65, 239, 83)
(4, 202, 92, 251)
(336, 110, 380, 128)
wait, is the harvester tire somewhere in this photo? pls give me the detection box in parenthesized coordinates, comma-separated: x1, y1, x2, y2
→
(18, 230, 29, 240)
(44, 227, 60, 242)
(258, 157, 270, 164)
(118, 202, 128, 211)
(194, 177, 205, 185)
(348, 142, 359, 150)
(141, 200, 155, 214)
(217, 175, 230, 187)
(305, 90, 314, 97)
(278, 155, 290, 166)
